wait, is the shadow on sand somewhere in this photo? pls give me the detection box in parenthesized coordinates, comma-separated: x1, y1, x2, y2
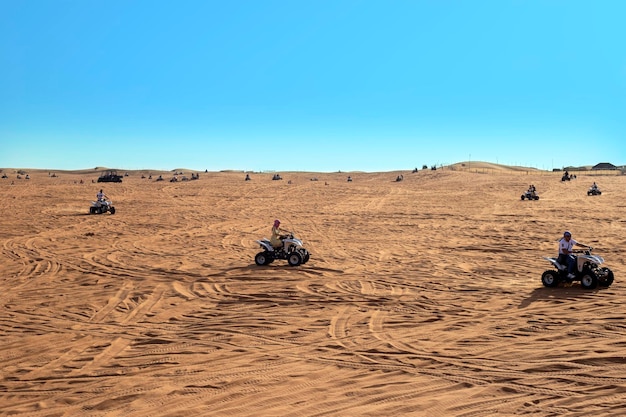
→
(519, 285, 601, 309)
(200, 263, 343, 280)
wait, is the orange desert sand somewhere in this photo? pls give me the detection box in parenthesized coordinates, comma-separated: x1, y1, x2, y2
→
(1, 163, 625, 416)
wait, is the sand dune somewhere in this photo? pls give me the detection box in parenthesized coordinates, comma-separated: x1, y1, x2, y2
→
(1, 166, 625, 416)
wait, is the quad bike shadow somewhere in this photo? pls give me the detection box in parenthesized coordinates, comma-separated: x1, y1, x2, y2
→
(518, 286, 600, 309)
(203, 264, 312, 281)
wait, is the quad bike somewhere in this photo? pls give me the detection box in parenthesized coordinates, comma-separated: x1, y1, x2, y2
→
(521, 190, 539, 200)
(89, 199, 116, 215)
(587, 187, 602, 196)
(254, 233, 310, 267)
(541, 248, 614, 289)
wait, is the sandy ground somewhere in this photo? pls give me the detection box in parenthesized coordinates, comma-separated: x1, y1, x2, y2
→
(1, 165, 625, 416)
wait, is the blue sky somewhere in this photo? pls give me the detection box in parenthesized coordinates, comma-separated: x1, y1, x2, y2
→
(1, 0, 624, 172)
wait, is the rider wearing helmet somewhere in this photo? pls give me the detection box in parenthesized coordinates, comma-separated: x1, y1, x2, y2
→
(558, 231, 591, 279)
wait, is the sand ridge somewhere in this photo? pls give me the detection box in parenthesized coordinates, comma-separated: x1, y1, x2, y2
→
(1, 167, 625, 416)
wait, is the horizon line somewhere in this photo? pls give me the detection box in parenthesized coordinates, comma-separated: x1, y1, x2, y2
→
(2, 160, 624, 174)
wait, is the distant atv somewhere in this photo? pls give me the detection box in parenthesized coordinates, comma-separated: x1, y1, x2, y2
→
(254, 233, 310, 266)
(97, 170, 123, 183)
(587, 187, 602, 196)
(89, 199, 116, 215)
(541, 248, 614, 289)
(521, 190, 539, 200)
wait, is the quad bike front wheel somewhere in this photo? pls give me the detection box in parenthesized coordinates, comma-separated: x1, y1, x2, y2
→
(541, 270, 559, 288)
(298, 249, 310, 264)
(109, 207, 116, 214)
(287, 252, 303, 267)
(599, 267, 614, 287)
(580, 270, 598, 289)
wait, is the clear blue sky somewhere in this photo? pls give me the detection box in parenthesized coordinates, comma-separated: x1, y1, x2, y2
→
(1, 0, 624, 172)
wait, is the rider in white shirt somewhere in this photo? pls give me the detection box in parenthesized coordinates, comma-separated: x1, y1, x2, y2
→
(558, 231, 590, 279)
(96, 189, 108, 204)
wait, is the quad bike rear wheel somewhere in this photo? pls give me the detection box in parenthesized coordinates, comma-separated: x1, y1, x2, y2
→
(287, 252, 303, 267)
(255, 252, 271, 266)
(541, 270, 559, 288)
(580, 270, 598, 289)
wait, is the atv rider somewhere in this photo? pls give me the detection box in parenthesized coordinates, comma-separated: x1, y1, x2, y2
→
(270, 219, 291, 249)
(96, 189, 110, 208)
(558, 231, 591, 279)
(97, 189, 109, 202)
(590, 182, 599, 192)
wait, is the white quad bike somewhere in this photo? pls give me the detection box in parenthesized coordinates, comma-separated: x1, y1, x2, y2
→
(89, 199, 116, 215)
(587, 187, 602, 196)
(521, 190, 539, 200)
(542, 248, 614, 289)
(254, 233, 310, 267)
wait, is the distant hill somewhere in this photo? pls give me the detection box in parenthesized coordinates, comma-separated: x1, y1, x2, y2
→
(1, 161, 622, 174)
(447, 161, 542, 172)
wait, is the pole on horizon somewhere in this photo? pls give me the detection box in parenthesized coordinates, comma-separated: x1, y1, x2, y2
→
(469, 154, 471, 172)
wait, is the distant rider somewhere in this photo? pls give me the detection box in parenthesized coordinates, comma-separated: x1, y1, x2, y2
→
(591, 182, 598, 191)
(558, 231, 591, 279)
(270, 219, 290, 249)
